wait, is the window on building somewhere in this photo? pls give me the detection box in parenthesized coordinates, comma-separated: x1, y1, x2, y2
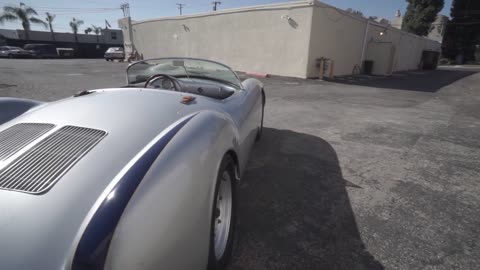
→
(111, 32, 117, 40)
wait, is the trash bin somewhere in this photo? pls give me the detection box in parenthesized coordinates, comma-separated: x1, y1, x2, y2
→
(421, 50, 440, 70)
(363, 60, 374, 75)
(57, 48, 74, 58)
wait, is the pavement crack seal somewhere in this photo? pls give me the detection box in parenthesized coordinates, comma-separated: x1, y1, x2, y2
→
(344, 178, 363, 189)
(0, 83, 16, 89)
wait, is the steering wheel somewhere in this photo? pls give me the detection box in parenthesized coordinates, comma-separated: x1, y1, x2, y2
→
(144, 74, 181, 91)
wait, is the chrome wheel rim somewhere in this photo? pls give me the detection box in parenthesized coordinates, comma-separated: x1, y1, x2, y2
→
(214, 171, 232, 260)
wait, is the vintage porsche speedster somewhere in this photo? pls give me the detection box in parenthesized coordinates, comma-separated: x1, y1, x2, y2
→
(0, 58, 265, 270)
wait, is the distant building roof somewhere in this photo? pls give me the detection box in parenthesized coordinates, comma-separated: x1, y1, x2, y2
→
(375, 18, 390, 25)
(0, 29, 19, 39)
(0, 28, 123, 45)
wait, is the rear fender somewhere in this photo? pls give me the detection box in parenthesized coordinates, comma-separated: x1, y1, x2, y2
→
(104, 110, 240, 270)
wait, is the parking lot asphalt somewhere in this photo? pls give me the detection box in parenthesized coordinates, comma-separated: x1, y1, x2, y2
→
(1, 59, 479, 270)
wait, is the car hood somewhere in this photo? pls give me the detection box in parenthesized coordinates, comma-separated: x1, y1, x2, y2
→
(0, 88, 222, 269)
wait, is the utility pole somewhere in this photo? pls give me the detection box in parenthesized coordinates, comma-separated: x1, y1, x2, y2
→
(212, 1, 221, 11)
(120, 2, 135, 60)
(176, 3, 185, 15)
(120, 3, 130, 17)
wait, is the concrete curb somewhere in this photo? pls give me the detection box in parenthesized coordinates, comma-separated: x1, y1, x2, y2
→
(246, 72, 269, 78)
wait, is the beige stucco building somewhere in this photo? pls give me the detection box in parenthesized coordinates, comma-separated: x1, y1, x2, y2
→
(119, 0, 440, 78)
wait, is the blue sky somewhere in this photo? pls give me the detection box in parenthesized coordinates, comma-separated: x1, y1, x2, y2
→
(0, 0, 453, 33)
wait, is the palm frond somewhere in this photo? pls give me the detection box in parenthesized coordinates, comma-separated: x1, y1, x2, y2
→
(3, 6, 19, 14)
(0, 13, 18, 24)
(24, 7, 38, 16)
(45, 12, 55, 22)
(15, 9, 28, 23)
(29, 17, 48, 28)
(90, 24, 101, 34)
(70, 17, 84, 33)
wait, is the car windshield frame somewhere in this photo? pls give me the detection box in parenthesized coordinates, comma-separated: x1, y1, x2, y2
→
(108, 47, 123, 52)
(126, 57, 242, 89)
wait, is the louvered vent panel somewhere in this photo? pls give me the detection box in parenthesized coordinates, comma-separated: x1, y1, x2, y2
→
(0, 126, 107, 194)
(0, 123, 55, 160)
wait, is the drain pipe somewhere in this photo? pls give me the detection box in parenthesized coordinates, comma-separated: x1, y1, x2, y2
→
(360, 20, 370, 67)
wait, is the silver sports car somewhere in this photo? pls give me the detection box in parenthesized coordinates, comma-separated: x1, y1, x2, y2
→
(0, 58, 265, 270)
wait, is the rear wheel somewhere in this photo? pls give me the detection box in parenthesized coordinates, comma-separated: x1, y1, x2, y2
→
(207, 155, 236, 270)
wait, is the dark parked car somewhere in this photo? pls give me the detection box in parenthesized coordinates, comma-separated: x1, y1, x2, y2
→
(24, 44, 58, 59)
(0, 46, 32, 58)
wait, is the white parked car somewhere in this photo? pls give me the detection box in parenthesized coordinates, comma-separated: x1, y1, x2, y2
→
(0, 46, 32, 58)
(104, 47, 125, 61)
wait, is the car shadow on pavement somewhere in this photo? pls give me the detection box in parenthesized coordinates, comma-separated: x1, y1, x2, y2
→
(229, 128, 384, 270)
(329, 69, 477, 92)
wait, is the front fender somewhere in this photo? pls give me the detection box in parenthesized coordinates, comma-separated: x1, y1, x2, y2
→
(0, 98, 44, 125)
(242, 78, 264, 93)
(104, 110, 240, 270)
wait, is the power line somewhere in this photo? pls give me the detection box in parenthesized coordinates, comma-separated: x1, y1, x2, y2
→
(32, 7, 119, 11)
(131, 2, 210, 9)
(176, 3, 185, 15)
(212, 1, 221, 11)
(0, 3, 120, 12)
(44, 10, 120, 16)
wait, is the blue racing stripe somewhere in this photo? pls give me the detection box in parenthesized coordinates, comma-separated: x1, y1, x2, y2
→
(72, 114, 196, 270)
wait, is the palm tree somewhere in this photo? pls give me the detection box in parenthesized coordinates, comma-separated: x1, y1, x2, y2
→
(91, 25, 102, 43)
(0, 3, 47, 40)
(69, 17, 84, 43)
(84, 27, 92, 34)
(45, 12, 55, 41)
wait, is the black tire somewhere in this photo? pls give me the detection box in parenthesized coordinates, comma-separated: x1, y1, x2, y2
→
(105, 59, 110, 61)
(255, 90, 265, 142)
(8, 54, 13, 59)
(207, 155, 237, 270)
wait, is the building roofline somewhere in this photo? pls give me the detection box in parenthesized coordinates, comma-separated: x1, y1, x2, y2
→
(132, 0, 315, 25)
(311, 1, 439, 43)
(130, 0, 439, 44)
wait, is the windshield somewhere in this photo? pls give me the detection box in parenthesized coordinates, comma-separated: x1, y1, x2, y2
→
(127, 58, 241, 89)
(108, 47, 123, 52)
